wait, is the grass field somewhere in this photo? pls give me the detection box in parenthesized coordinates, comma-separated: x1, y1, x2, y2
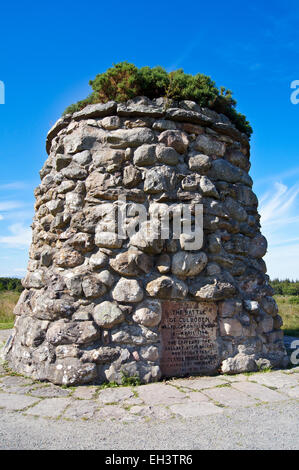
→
(0, 291, 298, 336)
(0, 291, 19, 330)
(274, 295, 299, 337)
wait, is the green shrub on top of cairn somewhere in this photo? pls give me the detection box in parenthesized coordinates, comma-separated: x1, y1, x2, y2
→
(63, 62, 252, 137)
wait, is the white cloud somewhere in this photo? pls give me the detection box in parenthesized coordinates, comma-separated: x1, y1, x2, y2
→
(259, 181, 299, 280)
(264, 244, 299, 281)
(0, 223, 32, 248)
(0, 182, 31, 191)
(0, 201, 25, 211)
(3, 209, 34, 221)
(13, 268, 27, 274)
(260, 182, 299, 226)
(255, 166, 299, 187)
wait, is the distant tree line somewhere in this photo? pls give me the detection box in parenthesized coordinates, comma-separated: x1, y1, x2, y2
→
(271, 279, 299, 296)
(0, 278, 23, 292)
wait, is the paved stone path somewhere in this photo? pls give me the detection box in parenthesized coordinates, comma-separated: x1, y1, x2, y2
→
(1, 329, 298, 427)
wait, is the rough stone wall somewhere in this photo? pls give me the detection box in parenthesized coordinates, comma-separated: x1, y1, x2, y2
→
(3, 96, 288, 385)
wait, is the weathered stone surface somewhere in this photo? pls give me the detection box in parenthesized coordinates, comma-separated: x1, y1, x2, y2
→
(171, 251, 208, 278)
(112, 278, 144, 303)
(46, 115, 71, 154)
(133, 144, 156, 166)
(260, 314, 274, 333)
(93, 301, 125, 328)
(168, 376, 224, 391)
(62, 165, 88, 180)
(225, 148, 250, 171)
(46, 320, 100, 345)
(210, 159, 245, 183)
(249, 235, 268, 258)
(81, 346, 120, 364)
(156, 145, 179, 165)
(64, 400, 99, 420)
(54, 249, 84, 268)
(0, 393, 40, 411)
(23, 270, 46, 289)
(220, 318, 243, 337)
(98, 387, 134, 404)
(199, 176, 219, 198)
(203, 385, 257, 407)
(48, 360, 97, 386)
(82, 275, 107, 299)
(189, 276, 236, 301)
(224, 197, 247, 222)
(244, 300, 259, 314)
(156, 253, 171, 274)
(136, 383, 187, 405)
(188, 154, 211, 173)
(139, 345, 159, 362)
(232, 381, 285, 402)
(248, 371, 298, 389)
(158, 130, 189, 154)
(260, 296, 278, 316)
(165, 107, 213, 126)
(67, 232, 95, 253)
(170, 402, 223, 417)
(55, 344, 80, 359)
(110, 325, 159, 345)
(30, 294, 74, 321)
(123, 165, 142, 188)
(29, 384, 71, 398)
(86, 172, 119, 197)
(100, 115, 121, 130)
(143, 165, 176, 194)
(181, 174, 199, 191)
(152, 119, 177, 131)
(97, 270, 115, 288)
(221, 354, 258, 374)
(73, 150, 92, 166)
(194, 134, 226, 156)
(95, 231, 122, 249)
(89, 251, 109, 270)
(146, 276, 188, 300)
(17, 317, 49, 347)
(117, 98, 164, 118)
(133, 299, 162, 327)
(110, 249, 153, 277)
(93, 149, 125, 171)
(106, 128, 156, 148)
(219, 299, 242, 318)
(73, 101, 117, 120)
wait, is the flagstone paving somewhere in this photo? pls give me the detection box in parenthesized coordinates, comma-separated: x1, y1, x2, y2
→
(231, 381, 286, 402)
(0, 330, 298, 424)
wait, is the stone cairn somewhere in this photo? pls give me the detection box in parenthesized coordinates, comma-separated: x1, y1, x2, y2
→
(3, 96, 288, 385)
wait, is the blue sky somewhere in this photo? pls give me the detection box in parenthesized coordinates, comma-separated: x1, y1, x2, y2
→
(0, 0, 298, 279)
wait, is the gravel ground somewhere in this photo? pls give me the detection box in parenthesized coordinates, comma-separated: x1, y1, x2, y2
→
(0, 401, 298, 450)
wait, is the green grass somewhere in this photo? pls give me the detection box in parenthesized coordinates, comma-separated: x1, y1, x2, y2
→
(0, 291, 19, 329)
(275, 295, 299, 337)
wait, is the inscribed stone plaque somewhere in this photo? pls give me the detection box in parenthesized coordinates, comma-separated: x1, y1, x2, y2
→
(160, 301, 219, 377)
